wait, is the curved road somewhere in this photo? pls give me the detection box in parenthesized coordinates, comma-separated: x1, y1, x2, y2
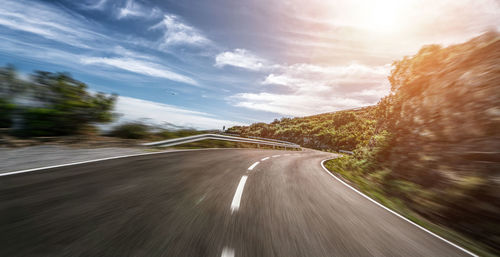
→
(0, 148, 471, 256)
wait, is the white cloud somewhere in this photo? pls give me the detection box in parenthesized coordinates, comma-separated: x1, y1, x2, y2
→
(261, 74, 298, 86)
(215, 49, 269, 71)
(150, 14, 210, 46)
(0, 0, 204, 85)
(0, 35, 186, 84)
(232, 92, 367, 117)
(115, 96, 246, 129)
(262, 63, 389, 89)
(80, 0, 109, 10)
(112, 45, 153, 60)
(80, 57, 199, 86)
(116, 0, 161, 20)
(0, 0, 103, 48)
(230, 63, 391, 116)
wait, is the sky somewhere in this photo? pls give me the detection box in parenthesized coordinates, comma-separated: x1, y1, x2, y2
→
(0, 0, 499, 129)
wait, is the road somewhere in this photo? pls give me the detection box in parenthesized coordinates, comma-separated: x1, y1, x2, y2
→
(0, 148, 471, 257)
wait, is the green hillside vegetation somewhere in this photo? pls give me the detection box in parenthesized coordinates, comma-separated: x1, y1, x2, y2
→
(228, 31, 500, 255)
(228, 106, 378, 151)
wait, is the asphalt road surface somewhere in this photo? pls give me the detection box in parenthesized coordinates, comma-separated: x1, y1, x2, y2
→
(0, 148, 472, 257)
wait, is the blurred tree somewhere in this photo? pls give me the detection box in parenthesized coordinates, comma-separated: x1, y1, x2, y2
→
(0, 64, 27, 96)
(0, 98, 15, 128)
(0, 65, 26, 129)
(0, 65, 117, 136)
(18, 71, 116, 136)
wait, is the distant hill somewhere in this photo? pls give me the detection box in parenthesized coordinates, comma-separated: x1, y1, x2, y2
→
(228, 105, 377, 151)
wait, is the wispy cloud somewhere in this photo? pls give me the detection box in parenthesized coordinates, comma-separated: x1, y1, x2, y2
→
(116, 0, 161, 20)
(262, 63, 389, 89)
(150, 14, 210, 47)
(80, 0, 108, 10)
(80, 57, 199, 86)
(0, 0, 103, 48)
(232, 93, 368, 117)
(215, 49, 270, 71)
(0, 33, 197, 85)
(214, 46, 392, 116)
(0, 0, 205, 85)
(230, 63, 390, 116)
(116, 96, 246, 129)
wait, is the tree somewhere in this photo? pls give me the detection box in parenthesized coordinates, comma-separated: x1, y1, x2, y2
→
(18, 71, 117, 136)
(0, 98, 15, 128)
(0, 66, 117, 136)
(0, 65, 26, 129)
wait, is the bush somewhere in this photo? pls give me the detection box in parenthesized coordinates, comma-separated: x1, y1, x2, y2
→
(0, 98, 15, 128)
(20, 108, 67, 136)
(107, 122, 151, 139)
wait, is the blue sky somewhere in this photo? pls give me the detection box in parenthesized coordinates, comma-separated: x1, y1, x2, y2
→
(1, 0, 498, 129)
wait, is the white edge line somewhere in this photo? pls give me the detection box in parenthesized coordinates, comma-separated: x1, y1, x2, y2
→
(248, 161, 260, 170)
(221, 246, 235, 257)
(230, 175, 248, 214)
(320, 159, 478, 257)
(272, 155, 280, 158)
(0, 148, 238, 177)
(261, 157, 270, 161)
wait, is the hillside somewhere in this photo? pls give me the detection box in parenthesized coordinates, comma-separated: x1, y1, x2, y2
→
(228, 106, 377, 151)
(228, 31, 500, 254)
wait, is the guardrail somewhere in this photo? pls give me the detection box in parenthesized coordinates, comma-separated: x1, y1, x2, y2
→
(218, 132, 296, 145)
(142, 133, 301, 150)
(339, 150, 354, 155)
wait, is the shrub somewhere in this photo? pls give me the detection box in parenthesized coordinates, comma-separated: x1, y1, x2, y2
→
(0, 98, 15, 128)
(108, 122, 151, 139)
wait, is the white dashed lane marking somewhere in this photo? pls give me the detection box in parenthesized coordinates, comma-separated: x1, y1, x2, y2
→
(230, 176, 248, 213)
(221, 247, 235, 257)
(248, 161, 260, 171)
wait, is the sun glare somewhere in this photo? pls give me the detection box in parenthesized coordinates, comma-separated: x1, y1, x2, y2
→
(359, 0, 404, 33)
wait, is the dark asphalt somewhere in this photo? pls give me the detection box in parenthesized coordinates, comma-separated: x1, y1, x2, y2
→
(0, 148, 471, 256)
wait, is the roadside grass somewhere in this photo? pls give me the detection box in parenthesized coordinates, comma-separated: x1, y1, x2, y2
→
(324, 157, 497, 257)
